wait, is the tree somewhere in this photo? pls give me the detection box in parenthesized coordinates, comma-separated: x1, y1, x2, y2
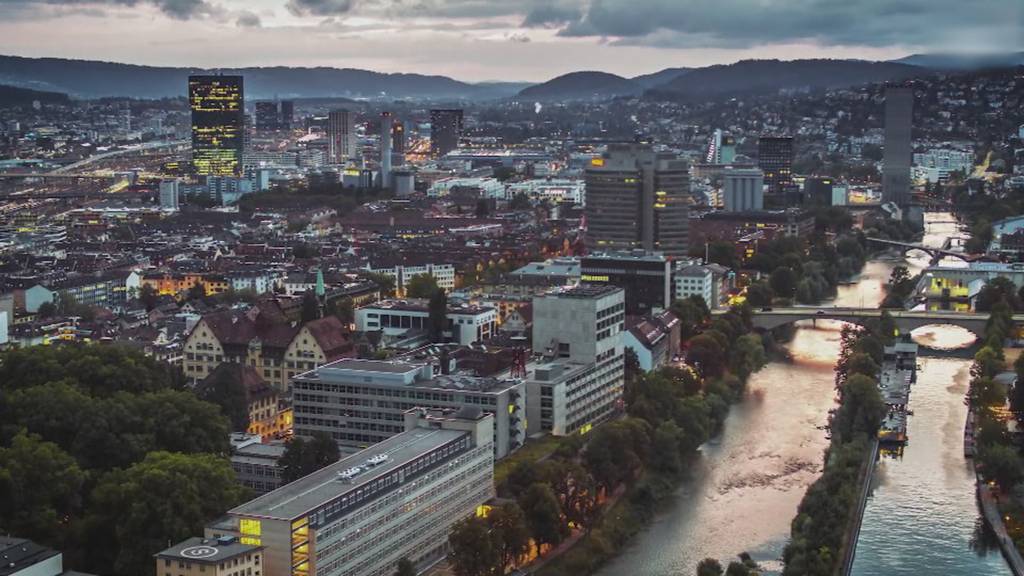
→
(688, 334, 727, 377)
(976, 277, 1021, 312)
(139, 283, 159, 311)
(1013, 353, 1024, 412)
(978, 443, 1024, 490)
(196, 364, 251, 432)
(37, 301, 57, 317)
(394, 558, 416, 576)
(745, 281, 774, 307)
(731, 333, 767, 381)
(769, 267, 798, 298)
(279, 432, 341, 483)
(845, 352, 879, 378)
(301, 291, 320, 322)
(726, 562, 752, 576)
(833, 374, 887, 441)
(79, 451, 249, 576)
(707, 241, 738, 269)
(428, 288, 448, 342)
(0, 431, 85, 546)
(652, 421, 683, 475)
(888, 265, 911, 290)
(366, 272, 397, 298)
(671, 296, 710, 339)
(697, 558, 724, 576)
(448, 515, 498, 576)
(405, 274, 440, 298)
(489, 502, 530, 570)
(971, 346, 1004, 381)
(519, 482, 566, 551)
(326, 297, 355, 325)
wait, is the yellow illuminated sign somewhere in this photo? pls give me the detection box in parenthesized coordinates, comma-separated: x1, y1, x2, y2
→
(475, 505, 493, 518)
(590, 158, 605, 167)
(579, 423, 593, 435)
(581, 275, 609, 282)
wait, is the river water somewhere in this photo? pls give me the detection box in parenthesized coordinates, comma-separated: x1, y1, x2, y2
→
(595, 214, 1009, 575)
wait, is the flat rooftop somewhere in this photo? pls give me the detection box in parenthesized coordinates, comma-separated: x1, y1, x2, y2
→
(362, 299, 495, 315)
(540, 284, 623, 299)
(229, 427, 466, 521)
(155, 536, 260, 564)
(296, 358, 520, 393)
(0, 537, 60, 576)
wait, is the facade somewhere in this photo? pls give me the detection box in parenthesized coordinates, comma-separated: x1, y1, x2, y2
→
(757, 136, 794, 197)
(159, 179, 181, 210)
(231, 442, 286, 495)
(183, 311, 356, 391)
(723, 168, 764, 212)
(580, 251, 672, 315)
(189, 75, 245, 177)
(212, 409, 494, 576)
(199, 363, 281, 438)
(292, 358, 525, 458)
(155, 536, 263, 576)
(623, 310, 681, 372)
(584, 143, 691, 258)
(689, 209, 815, 246)
(379, 112, 392, 188)
(883, 87, 914, 207)
(528, 285, 625, 435)
(355, 300, 497, 346)
(366, 263, 455, 294)
(255, 102, 281, 131)
(429, 109, 463, 158)
(674, 263, 715, 305)
(327, 110, 358, 165)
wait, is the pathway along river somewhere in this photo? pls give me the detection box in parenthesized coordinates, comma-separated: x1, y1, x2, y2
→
(594, 213, 1011, 575)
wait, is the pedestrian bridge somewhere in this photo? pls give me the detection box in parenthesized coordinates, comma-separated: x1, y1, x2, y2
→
(724, 307, 1017, 337)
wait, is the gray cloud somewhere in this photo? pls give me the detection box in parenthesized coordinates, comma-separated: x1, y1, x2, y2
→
(235, 8, 260, 26)
(521, 3, 581, 27)
(506, 31, 529, 43)
(550, 0, 1022, 51)
(286, 0, 353, 16)
(0, 0, 217, 19)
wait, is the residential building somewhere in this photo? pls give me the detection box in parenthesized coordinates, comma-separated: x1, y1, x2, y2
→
(527, 285, 625, 435)
(584, 143, 690, 258)
(189, 75, 244, 177)
(159, 179, 180, 210)
(623, 310, 681, 372)
(183, 309, 356, 391)
(199, 363, 281, 438)
(689, 209, 815, 246)
(757, 136, 794, 198)
(723, 168, 764, 212)
(292, 358, 524, 457)
(883, 87, 913, 207)
(427, 177, 505, 199)
(430, 109, 464, 158)
(366, 263, 455, 294)
(327, 110, 358, 165)
(355, 299, 497, 346)
(155, 536, 263, 576)
(580, 251, 672, 315)
(209, 408, 494, 576)
(674, 262, 715, 305)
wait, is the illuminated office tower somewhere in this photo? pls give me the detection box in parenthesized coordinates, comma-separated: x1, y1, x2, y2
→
(255, 101, 280, 131)
(189, 75, 244, 177)
(584, 143, 690, 258)
(391, 119, 405, 164)
(327, 109, 357, 164)
(883, 86, 914, 206)
(380, 111, 393, 188)
(429, 109, 463, 158)
(757, 136, 793, 197)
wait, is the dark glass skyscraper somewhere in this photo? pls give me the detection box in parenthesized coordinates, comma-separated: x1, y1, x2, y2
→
(254, 101, 280, 131)
(280, 100, 294, 130)
(584, 143, 690, 258)
(430, 109, 463, 158)
(757, 136, 794, 198)
(883, 86, 913, 206)
(189, 75, 244, 177)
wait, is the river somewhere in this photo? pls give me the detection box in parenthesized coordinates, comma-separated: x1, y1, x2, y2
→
(595, 213, 1009, 575)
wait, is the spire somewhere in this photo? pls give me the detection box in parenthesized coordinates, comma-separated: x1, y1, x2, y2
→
(315, 268, 325, 298)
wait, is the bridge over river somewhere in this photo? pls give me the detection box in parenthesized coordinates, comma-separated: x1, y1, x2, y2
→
(717, 306, 1016, 338)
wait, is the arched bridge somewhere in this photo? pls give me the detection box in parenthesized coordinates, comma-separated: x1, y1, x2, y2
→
(864, 237, 975, 263)
(725, 307, 1018, 337)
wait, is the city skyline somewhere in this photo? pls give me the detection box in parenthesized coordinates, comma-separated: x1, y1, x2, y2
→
(0, 0, 1021, 82)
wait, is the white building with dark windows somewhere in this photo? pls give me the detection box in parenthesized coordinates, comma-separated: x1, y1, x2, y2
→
(366, 263, 455, 294)
(355, 300, 497, 345)
(206, 408, 495, 576)
(527, 285, 625, 435)
(292, 358, 524, 458)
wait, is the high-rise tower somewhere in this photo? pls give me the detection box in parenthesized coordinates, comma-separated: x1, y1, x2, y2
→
(380, 111, 393, 188)
(327, 109, 357, 164)
(189, 75, 244, 177)
(883, 86, 914, 207)
(430, 109, 463, 158)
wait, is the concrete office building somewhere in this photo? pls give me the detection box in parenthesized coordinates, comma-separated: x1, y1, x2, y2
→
(723, 168, 764, 212)
(580, 251, 672, 315)
(584, 143, 691, 258)
(528, 285, 625, 435)
(159, 179, 180, 210)
(213, 408, 495, 576)
(757, 136, 794, 198)
(355, 299, 497, 346)
(883, 87, 914, 207)
(189, 75, 244, 177)
(292, 358, 525, 458)
(429, 109, 463, 158)
(327, 110, 358, 165)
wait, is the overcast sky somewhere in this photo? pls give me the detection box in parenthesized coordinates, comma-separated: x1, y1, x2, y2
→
(0, 0, 1021, 82)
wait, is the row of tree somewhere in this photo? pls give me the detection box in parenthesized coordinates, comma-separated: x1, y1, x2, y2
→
(0, 345, 245, 576)
(782, 321, 889, 576)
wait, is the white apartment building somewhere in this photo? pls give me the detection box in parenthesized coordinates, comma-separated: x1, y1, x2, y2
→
(355, 300, 497, 346)
(367, 263, 455, 294)
(527, 285, 625, 435)
(427, 177, 506, 199)
(674, 264, 715, 305)
(292, 358, 525, 458)
(209, 409, 495, 576)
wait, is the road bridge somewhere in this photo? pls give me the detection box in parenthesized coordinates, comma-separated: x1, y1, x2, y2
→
(723, 307, 1015, 338)
(865, 237, 976, 264)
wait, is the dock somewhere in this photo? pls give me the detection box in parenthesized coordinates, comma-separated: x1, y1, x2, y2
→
(877, 337, 918, 445)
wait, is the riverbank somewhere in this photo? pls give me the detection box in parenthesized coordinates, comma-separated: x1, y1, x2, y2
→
(837, 438, 880, 576)
(978, 474, 1024, 576)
